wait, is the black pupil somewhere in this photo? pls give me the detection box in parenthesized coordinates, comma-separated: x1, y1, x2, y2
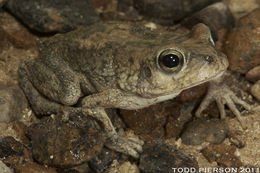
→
(162, 54, 180, 68)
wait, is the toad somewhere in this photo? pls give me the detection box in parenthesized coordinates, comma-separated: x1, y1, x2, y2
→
(18, 22, 251, 158)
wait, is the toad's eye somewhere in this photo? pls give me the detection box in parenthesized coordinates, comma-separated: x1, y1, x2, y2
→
(157, 49, 185, 73)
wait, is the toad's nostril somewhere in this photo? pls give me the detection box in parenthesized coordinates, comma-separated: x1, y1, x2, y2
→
(205, 55, 214, 63)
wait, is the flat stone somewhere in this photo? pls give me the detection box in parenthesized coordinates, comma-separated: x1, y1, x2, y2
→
(5, 0, 100, 33)
(181, 119, 228, 145)
(28, 113, 105, 168)
(139, 141, 198, 173)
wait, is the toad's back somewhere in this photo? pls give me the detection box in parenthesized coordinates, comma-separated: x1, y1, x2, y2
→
(35, 22, 191, 92)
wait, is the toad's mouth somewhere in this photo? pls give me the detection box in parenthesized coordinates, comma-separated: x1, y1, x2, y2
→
(179, 69, 226, 92)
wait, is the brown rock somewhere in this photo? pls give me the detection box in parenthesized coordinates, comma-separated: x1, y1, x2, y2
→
(165, 102, 194, 139)
(181, 119, 228, 145)
(224, 9, 260, 74)
(0, 136, 33, 167)
(14, 162, 57, 173)
(0, 12, 38, 84)
(9, 30, 37, 50)
(139, 141, 198, 173)
(246, 65, 260, 82)
(0, 85, 28, 124)
(222, 0, 259, 19)
(179, 83, 208, 103)
(0, 26, 11, 52)
(90, 0, 112, 8)
(201, 143, 242, 167)
(0, 0, 7, 7)
(120, 100, 181, 140)
(182, 2, 234, 31)
(12, 121, 30, 145)
(60, 163, 91, 173)
(251, 80, 260, 101)
(29, 113, 105, 168)
(89, 148, 121, 172)
(133, 0, 220, 25)
(5, 0, 100, 33)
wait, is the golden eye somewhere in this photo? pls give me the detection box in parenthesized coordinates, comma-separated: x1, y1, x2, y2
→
(157, 49, 185, 73)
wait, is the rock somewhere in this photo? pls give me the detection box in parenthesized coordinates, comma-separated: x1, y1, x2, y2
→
(12, 121, 30, 145)
(181, 119, 228, 145)
(201, 143, 242, 167)
(224, 9, 260, 74)
(115, 0, 141, 21)
(133, 0, 220, 25)
(0, 26, 11, 53)
(28, 113, 105, 168)
(227, 132, 245, 148)
(90, 0, 112, 8)
(222, 0, 259, 19)
(139, 141, 198, 173)
(120, 100, 181, 140)
(9, 30, 37, 50)
(89, 148, 121, 172)
(246, 65, 260, 82)
(0, 85, 28, 125)
(5, 0, 100, 33)
(181, 2, 234, 32)
(0, 160, 13, 173)
(165, 102, 194, 139)
(0, 136, 33, 167)
(0, 0, 7, 8)
(61, 163, 91, 173)
(14, 162, 57, 173)
(108, 161, 139, 173)
(179, 83, 208, 103)
(251, 80, 260, 101)
(0, 12, 36, 50)
(0, 12, 38, 84)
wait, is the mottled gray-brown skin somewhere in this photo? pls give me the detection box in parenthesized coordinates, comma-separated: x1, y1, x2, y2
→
(19, 22, 248, 158)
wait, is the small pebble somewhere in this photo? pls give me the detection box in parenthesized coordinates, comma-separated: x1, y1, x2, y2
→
(251, 80, 260, 101)
(181, 119, 228, 145)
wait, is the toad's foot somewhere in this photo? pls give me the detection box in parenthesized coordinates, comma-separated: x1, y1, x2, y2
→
(83, 107, 144, 158)
(105, 133, 144, 159)
(195, 81, 251, 129)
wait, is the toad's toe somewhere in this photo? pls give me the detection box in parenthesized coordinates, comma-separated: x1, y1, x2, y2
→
(105, 134, 144, 159)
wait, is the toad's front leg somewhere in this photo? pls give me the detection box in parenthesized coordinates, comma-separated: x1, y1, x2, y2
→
(195, 73, 252, 129)
(81, 89, 144, 158)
